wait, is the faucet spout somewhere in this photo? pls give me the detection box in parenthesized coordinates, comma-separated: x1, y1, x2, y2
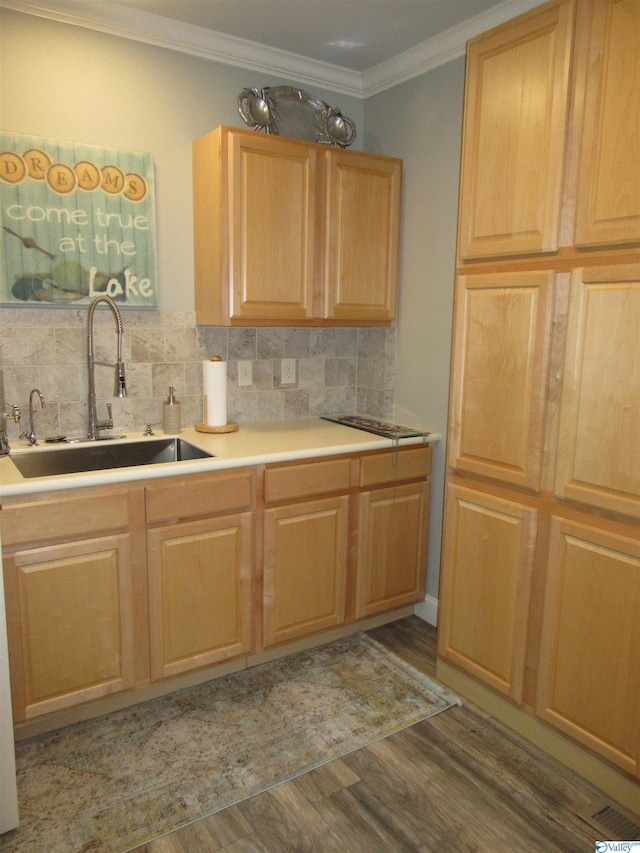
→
(21, 389, 45, 446)
(87, 295, 127, 441)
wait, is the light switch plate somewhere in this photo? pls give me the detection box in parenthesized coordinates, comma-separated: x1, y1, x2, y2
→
(281, 358, 296, 385)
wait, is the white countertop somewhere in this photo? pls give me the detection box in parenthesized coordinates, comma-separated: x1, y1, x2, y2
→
(0, 419, 440, 498)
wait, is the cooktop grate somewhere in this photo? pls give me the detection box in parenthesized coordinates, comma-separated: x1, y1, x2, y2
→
(322, 415, 430, 440)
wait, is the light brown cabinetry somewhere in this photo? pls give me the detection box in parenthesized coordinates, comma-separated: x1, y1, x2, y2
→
(145, 470, 254, 680)
(554, 264, 640, 519)
(573, 0, 640, 248)
(193, 126, 402, 326)
(457, 1, 574, 259)
(438, 484, 538, 704)
(439, 0, 640, 789)
(262, 457, 350, 647)
(2, 444, 432, 732)
(537, 516, 640, 776)
(262, 447, 432, 646)
(355, 446, 432, 618)
(1, 488, 142, 722)
(448, 270, 555, 490)
(323, 149, 402, 322)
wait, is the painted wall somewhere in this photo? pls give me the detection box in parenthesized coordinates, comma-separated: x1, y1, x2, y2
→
(0, 7, 465, 602)
(365, 62, 465, 598)
(0, 10, 364, 315)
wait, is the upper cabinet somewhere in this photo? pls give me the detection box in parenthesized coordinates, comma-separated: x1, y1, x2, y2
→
(323, 150, 402, 323)
(457, 0, 575, 260)
(458, 0, 640, 261)
(193, 126, 402, 326)
(573, 0, 640, 247)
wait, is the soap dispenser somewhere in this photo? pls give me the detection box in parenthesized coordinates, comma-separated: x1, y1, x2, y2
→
(163, 386, 181, 435)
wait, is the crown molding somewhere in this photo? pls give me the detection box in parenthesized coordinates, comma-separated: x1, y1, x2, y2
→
(3, 0, 545, 99)
(362, 0, 547, 97)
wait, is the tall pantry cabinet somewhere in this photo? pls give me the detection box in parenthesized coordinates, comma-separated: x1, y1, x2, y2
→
(437, 0, 640, 799)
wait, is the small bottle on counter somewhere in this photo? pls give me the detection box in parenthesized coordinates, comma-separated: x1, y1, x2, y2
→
(163, 386, 181, 434)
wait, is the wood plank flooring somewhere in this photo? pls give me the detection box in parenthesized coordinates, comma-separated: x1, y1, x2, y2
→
(133, 616, 604, 852)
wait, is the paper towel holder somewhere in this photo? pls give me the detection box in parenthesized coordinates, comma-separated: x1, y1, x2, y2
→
(196, 356, 239, 434)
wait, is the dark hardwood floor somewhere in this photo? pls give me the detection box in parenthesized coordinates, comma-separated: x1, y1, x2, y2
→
(134, 616, 604, 852)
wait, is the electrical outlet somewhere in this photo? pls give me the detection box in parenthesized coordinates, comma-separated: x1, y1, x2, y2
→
(281, 358, 296, 385)
(238, 360, 253, 386)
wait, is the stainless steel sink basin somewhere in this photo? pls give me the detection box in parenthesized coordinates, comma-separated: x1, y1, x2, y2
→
(10, 438, 213, 478)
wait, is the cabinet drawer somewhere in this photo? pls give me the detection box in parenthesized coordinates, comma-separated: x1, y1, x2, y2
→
(1, 489, 130, 548)
(145, 469, 253, 523)
(265, 457, 351, 504)
(359, 446, 432, 488)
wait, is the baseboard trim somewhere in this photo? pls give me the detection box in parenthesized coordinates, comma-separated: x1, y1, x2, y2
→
(414, 595, 438, 626)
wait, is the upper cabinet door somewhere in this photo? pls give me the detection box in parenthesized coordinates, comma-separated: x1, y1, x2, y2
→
(457, 1, 575, 260)
(573, 0, 640, 248)
(227, 131, 319, 321)
(323, 149, 402, 323)
(448, 270, 555, 490)
(193, 127, 319, 325)
(554, 264, 640, 519)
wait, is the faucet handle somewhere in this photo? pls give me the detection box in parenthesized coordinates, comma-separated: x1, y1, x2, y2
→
(4, 404, 20, 423)
(105, 403, 113, 428)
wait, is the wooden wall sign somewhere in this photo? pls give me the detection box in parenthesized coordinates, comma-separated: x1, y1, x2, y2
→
(0, 131, 158, 308)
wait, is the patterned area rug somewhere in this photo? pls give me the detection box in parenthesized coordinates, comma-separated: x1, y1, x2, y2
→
(1, 633, 460, 853)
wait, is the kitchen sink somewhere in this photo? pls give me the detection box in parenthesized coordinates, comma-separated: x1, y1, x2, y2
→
(10, 438, 214, 478)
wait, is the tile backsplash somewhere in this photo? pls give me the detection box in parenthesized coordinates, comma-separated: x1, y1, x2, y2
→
(0, 307, 396, 441)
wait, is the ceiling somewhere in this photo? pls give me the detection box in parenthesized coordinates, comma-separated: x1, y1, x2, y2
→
(110, 0, 506, 71)
(6, 0, 546, 96)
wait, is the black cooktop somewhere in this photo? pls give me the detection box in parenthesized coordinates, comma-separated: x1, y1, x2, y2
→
(322, 415, 430, 440)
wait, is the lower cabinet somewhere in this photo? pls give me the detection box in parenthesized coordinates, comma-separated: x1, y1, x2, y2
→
(144, 469, 255, 680)
(147, 512, 253, 680)
(1, 487, 140, 722)
(437, 483, 538, 704)
(263, 446, 433, 648)
(355, 481, 429, 618)
(262, 457, 351, 648)
(536, 515, 640, 776)
(1, 444, 433, 730)
(263, 495, 349, 647)
(355, 446, 433, 619)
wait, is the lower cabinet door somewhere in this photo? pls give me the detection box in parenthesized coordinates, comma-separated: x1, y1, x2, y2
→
(438, 483, 538, 703)
(263, 495, 349, 648)
(536, 516, 640, 777)
(4, 534, 135, 721)
(355, 481, 429, 619)
(147, 512, 253, 680)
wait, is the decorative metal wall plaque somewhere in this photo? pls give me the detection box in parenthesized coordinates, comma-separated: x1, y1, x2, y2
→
(238, 86, 356, 147)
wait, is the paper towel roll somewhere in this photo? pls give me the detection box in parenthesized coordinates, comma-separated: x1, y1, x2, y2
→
(203, 358, 227, 427)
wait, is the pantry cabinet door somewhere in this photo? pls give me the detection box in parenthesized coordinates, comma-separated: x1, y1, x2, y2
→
(574, 0, 640, 248)
(554, 265, 640, 519)
(448, 271, 555, 491)
(537, 517, 640, 776)
(457, 0, 574, 259)
(227, 131, 319, 321)
(438, 485, 538, 704)
(4, 534, 135, 721)
(147, 512, 253, 680)
(323, 149, 401, 323)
